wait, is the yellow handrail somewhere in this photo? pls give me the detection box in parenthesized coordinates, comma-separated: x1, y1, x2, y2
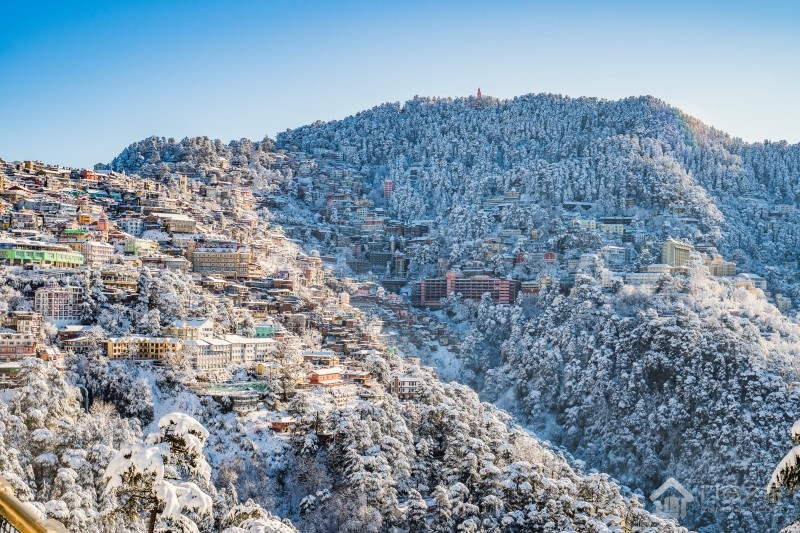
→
(0, 476, 69, 533)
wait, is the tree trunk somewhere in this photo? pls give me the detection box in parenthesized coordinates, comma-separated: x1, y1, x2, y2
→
(147, 507, 158, 533)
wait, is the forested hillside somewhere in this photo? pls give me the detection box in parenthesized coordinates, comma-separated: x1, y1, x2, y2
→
(278, 94, 800, 300)
(0, 123, 691, 532)
(274, 94, 800, 531)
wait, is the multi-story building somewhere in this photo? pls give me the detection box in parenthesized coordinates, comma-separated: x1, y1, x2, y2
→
(0, 331, 37, 362)
(116, 217, 144, 237)
(162, 318, 215, 340)
(735, 273, 767, 291)
(189, 240, 256, 279)
(58, 228, 90, 251)
(81, 240, 114, 266)
(303, 350, 340, 367)
(661, 238, 693, 267)
(707, 255, 737, 277)
(123, 238, 157, 256)
(520, 276, 551, 295)
(106, 336, 183, 360)
(361, 217, 386, 235)
(309, 366, 343, 386)
(599, 223, 625, 235)
(600, 245, 627, 272)
(411, 272, 521, 307)
(149, 212, 197, 234)
(183, 335, 277, 370)
(600, 269, 624, 289)
(34, 285, 84, 325)
(0, 238, 84, 268)
(625, 265, 673, 285)
(570, 219, 597, 231)
(4, 311, 43, 336)
(389, 374, 420, 399)
(254, 321, 274, 338)
(327, 383, 357, 406)
(184, 338, 230, 369)
(100, 267, 140, 293)
(10, 210, 41, 230)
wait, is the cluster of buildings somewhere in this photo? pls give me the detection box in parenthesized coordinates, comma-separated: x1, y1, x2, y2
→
(0, 155, 428, 416)
(601, 238, 766, 293)
(0, 159, 266, 282)
(0, 311, 62, 384)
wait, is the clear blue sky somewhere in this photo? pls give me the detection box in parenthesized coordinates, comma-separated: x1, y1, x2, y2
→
(1, 0, 798, 167)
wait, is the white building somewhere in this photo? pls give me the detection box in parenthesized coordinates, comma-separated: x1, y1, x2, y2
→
(735, 273, 767, 291)
(644, 263, 673, 274)
(570, 219, 597, 231)
(116, 217, 144, 237)
(599, 223, 625, 235)
(162, 317, 215, 340)
(123, 238, 157, 256)
(625, 272, 664, 286)
(600, 269, 624, 289)
(577, 253, 601, 273)
(0, 331, 37, 362)
(81, 240, 114, 266)
(600, 245, 627, 272)
(34, 285, 84, 325)
(185, 335, 277, 370)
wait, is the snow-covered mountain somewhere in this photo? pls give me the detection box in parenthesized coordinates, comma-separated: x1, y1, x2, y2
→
(271, 93, 800, 531)
(105, 92, 800, 531)
(278, 93, 800, 298)
(0, 114, 697, 532)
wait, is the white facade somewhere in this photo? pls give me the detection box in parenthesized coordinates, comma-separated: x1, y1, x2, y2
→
(600, 245, 627, 272)
(186, 335, 278, 370)
(82, 240, 114, 266)
(625, 272, 663, 286)
(599, 223, 625, 235)
(735, 273, 767, 291)
(34, 285, 84, 325)
(116, 217, 144, 236)
(570, 219, 597, 230)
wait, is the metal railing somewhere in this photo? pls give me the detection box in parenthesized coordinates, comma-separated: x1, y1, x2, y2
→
(0, 476, 68, 533)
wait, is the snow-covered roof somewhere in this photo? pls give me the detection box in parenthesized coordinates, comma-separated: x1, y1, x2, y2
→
(311, 366, 343, 376)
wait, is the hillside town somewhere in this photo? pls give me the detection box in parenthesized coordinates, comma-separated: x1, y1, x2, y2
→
(0, 147, 781, 398)
(0, 145, 698, 533)
(0, 155, 432, 423)
(0, 137, 795, 532)
(6, 2, 800, 530)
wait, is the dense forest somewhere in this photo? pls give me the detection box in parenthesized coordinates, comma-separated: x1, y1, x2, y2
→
(278, 94, 800, 300)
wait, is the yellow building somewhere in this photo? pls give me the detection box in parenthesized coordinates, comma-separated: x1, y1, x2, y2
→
(189, 240, 257, 279)
(707, 255, 736, 277)
(149, 212, 197, 234)
(106, 336, 183, 360)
